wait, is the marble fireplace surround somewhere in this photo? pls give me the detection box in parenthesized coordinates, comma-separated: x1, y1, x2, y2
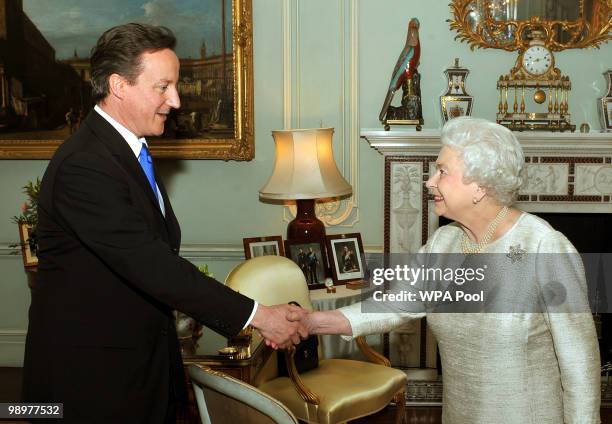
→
(361, 129, 612, 373)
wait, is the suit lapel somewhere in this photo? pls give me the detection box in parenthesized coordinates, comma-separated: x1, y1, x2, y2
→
(83, 111, 165, 218)
(155, 176, 181, 246)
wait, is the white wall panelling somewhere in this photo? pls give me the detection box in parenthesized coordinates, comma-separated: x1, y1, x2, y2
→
(281, 0, 360, 228)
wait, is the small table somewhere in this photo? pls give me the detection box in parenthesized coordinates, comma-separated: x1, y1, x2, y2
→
(310, 285, 365, 359)
(178, 331, 271, 423)
(182, 330, 270, 384)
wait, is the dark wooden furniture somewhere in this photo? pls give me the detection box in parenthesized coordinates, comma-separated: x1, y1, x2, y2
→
(177, 332, 272, 423)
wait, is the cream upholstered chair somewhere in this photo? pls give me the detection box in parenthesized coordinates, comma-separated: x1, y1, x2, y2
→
(225, 255, 407, 424)
(188, 364, 298, 424)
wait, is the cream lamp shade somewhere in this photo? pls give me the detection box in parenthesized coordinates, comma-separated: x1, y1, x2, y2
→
(259, 128, 352, 200)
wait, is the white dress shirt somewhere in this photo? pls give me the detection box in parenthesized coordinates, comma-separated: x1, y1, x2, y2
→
(94, 105, 165, 215)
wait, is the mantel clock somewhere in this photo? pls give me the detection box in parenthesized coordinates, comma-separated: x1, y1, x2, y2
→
(497, 29, 575, 132)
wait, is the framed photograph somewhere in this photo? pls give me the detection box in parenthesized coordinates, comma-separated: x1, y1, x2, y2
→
(325, 233, 365, 283)
(440, 96, 473, 123)
(284, 240, 327, 289)
(243, 236, 284, 260)
(0, 0, 253, 160)
(18, 223, 38, 268)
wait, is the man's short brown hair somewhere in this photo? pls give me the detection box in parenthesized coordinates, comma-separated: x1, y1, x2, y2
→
(90, 23, 176, 103)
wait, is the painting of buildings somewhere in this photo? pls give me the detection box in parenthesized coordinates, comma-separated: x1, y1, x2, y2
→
(0, 0, 234, 140)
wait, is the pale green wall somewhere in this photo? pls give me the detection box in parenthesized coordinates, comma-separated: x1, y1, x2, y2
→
(0, 0, 610, 365)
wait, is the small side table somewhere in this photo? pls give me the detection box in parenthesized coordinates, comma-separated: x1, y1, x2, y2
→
(182, 331, 270, 384)
(178, 332, 272, 423)
(310, 285, 369, 359)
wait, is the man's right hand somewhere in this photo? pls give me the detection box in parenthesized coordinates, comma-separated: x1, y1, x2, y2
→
(250, 304, 309, 349)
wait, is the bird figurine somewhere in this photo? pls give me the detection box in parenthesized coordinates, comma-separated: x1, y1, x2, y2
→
(379, 18, 421, 125)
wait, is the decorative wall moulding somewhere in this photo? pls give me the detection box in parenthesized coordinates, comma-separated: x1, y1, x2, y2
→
(283, 198, 359, 229)
(281, 0, 360, 228)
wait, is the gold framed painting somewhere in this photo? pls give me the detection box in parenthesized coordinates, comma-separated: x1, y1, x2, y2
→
(0, 0, 253, 161)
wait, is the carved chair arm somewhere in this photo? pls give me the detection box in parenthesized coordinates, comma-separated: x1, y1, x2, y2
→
(281, 337, 390, 405)
(356, 336, 391, 367)
(283, 347, 321, 405)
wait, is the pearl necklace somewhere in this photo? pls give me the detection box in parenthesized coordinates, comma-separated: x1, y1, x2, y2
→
(461, 206, 509, 254)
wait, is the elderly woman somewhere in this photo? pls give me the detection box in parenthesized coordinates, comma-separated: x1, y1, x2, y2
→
(296, 117, 600, 423)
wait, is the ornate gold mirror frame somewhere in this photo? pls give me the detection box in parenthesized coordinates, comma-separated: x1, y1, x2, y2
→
(449, 0, 612, 51)
(0, 0, 253, 160)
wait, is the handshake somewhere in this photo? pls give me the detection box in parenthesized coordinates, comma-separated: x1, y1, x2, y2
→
(250, 303, 312, 349)
(250, 303, 351, 349)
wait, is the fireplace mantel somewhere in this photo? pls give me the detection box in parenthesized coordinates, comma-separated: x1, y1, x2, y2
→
(362, 129, 612, 156)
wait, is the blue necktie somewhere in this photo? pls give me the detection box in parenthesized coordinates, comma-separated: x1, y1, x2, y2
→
(138, 142, 157, 196)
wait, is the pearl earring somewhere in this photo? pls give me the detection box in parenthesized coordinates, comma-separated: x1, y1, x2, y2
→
(472, 198, 478, 204)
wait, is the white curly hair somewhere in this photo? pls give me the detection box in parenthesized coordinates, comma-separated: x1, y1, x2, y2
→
(440, 117, 524, 205)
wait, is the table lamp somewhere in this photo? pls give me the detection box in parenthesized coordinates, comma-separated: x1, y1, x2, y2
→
(259, 128, 352, 242)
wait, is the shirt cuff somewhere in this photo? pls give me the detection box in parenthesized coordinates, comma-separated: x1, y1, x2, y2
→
(242, 301, 258, 329)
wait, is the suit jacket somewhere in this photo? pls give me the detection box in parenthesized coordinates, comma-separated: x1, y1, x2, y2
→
(22, 110, 255, 423)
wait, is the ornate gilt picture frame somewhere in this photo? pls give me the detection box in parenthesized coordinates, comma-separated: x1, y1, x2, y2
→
(0, 0, 253, 160)
(448, 0, 612, 52)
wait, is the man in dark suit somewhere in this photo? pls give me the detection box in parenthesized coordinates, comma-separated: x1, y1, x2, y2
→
(22, 23, 304, 423)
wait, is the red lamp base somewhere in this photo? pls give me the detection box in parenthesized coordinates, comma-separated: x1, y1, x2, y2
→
(287, 199, 325, 243)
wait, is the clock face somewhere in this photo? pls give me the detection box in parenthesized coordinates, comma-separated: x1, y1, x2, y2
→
(522, 46, 553, 76)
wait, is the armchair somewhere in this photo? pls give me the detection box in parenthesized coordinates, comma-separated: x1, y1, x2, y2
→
(225, 255, 407, 424)
(188, 363, 298, 424)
